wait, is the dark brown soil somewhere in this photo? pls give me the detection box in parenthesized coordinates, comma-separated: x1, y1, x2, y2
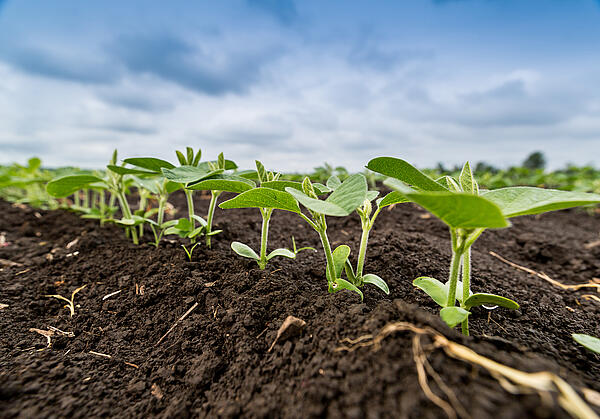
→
(1, 191, 599, 418)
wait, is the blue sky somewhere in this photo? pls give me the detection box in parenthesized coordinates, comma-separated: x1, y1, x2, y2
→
(1, 0, 600, 171)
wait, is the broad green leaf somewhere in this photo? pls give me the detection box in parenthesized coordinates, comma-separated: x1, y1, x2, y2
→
(28, 157, 41, 170)
(47, 175, 104, 197)
(332, 278, 364, 301)
(219, 187, 300, 213)
(286, 187, 350, 216)
(188, 175, 255, 193)
(332, 245, 351, 278)
(407, 192, 509, 229)
(367, 157, 448, 192)
(459, 162, 476, 194)
(107, 165, 155, 176)
(131, 176, 160, 194)
(464, 293, 520, 310)
(326, 175, 342, 191)
(262, 180, 329, 195)
(413, 277, 448, 307)
(266, 248, 296, 260)
(161, 166, 222, 184)
(237, 170, 259, 180)
(362, 274, 390, 294)
(166, 181, 183, 194)
(326, 174, 368, 213)
(175, 218, 192, 230)
(377, 191, 410, 208)
(572, 334, 600, 354)
(481, 187, 600, 218)
(231, 242, 260, 260)
(123, 157, 175, 172)
(160, 220, 178, 229)
(440, 307, 470, 328)
(383, 177, 414, 194)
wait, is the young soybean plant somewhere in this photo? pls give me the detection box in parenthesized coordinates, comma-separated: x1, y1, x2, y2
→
(219, 161, 315, 269)
(161, 150, 241, 247)
(326, 175, 406, 295)
(47, 150, 141, 244)
(367, 157, 600, 335)
(285, 174, 389, 299)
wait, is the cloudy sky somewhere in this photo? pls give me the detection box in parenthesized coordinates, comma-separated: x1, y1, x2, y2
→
(1, 0, 599, 171)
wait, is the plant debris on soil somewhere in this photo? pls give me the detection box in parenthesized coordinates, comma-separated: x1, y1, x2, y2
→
(1, 191, 599, 418)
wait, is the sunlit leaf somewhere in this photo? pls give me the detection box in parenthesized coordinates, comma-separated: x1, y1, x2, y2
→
(413, 277, 448, 307)
(219, 187, 300, 213)
(231, 242, 260, 260)
(367, 157, 448, 192)
(266, 248, 296, 260)
(464, 293, 520, 310)
(482, 187, 600, 218)
(47, 175, 104, 197)
(572, 333, 600, 354)
(440, 307, 470, 328)
(362, 273, 389, 294)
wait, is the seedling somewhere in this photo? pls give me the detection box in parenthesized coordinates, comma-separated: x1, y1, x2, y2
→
(219, 161, 315, 269)
(45, 285, 86, 317)
(572, 333, 600, 354)
(181, 243, 201, 262)
(284, 174, 373, 299)
(161, 149, 241, 247)
(367, 157, 600, 335)
(343, 180, 408, 296)
(47, 151, 140, 244)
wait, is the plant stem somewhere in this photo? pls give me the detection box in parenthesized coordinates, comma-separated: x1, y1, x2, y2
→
(73, 190, 80, 208)
(205, 190, 221, 248)
(315, 217, 337, 287)
(82, 189, 89, 209)
(184, 189, 195, 243)
(258, 208, 272, 270)
(157, 195, 166, 226)
(461, 247, 471, 336)
(116, 191, 138, 245)
(355, 218, 371, 279)
(446, 247, 462, 307)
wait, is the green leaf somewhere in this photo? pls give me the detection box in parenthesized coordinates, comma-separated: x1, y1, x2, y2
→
(464, 293, 520, 310)
(219, 187, 300, 213)
(326, 175, 341, 191)
(198, 159, 238, 171)
(161, 166, 222, 184)
(344, 261, 356, 283)
(123, 157, 175, 172)
(406, 192, 509, 229)
(481, 187, 600, 218)
(459, 162, 477, 194)
(176, 150, 187, 166)
(47, 175, 104, 197)
(206, 229, 222, 236)
(332, 278, 364, 301)
(332, 245, 351, 278)
(217, 152, 225, 169)
(186, 147, 194, 165)
(286, 174, 367, 216)
(231, 242, 260, 260)
(188, 226, 205, 238)
(107, 165, 155, 176)
(366, 190, 380, 201)
(262, 180, 329, 195)
(192, 149, 202, 166)
(572, 334, 600, 354)
(188, 175, 255, 193)
(413, 277, 448, 307)
(362, 274, 390, 294)
(266, 248, 296, 260)
(191, 214, 208, 226)
(377, 191, 410, 208)
(255, 160, 267, 183)
(383, 177, 414, 194)
(367, 157, 448, 192)
(440, 307, 470, 328)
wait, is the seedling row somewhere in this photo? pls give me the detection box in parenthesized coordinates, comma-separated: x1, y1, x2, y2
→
(2, 149, 600, 353)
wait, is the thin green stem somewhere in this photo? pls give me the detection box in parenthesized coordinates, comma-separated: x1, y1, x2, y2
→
(184, 189, 196, 243)
(157, 195, 166, 226)
(446, 248, 462, 307)
(82, 189, 89, 209)
(205, 190, 222, 248)
(355, 215, 371, 279)
(258, 208, 272, 269)
(73, 190, 80, 208)
(461, 248, 471, 336)
(116, 191, 138, 245)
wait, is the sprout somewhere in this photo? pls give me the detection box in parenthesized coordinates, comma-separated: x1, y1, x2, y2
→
(45, 285, 86, 317)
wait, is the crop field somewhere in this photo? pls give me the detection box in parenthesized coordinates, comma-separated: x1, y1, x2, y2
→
(1, 151, 600, 418)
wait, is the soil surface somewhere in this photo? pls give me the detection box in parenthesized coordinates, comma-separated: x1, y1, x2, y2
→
(1, 190, 599, 418)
